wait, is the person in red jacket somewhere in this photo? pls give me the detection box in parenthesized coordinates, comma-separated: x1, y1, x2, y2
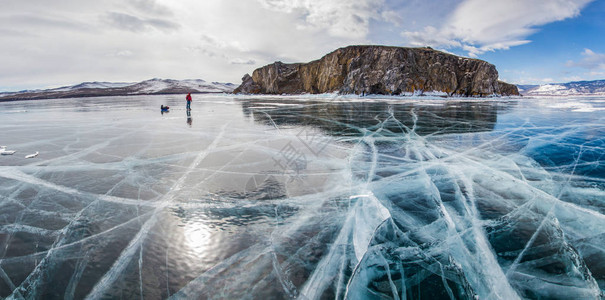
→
(186, 93, 192, 110)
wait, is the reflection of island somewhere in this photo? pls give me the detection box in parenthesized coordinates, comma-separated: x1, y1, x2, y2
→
(241, 99, 508, 137)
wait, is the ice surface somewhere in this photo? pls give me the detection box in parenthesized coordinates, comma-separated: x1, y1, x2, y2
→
(0, 94, 604, 299)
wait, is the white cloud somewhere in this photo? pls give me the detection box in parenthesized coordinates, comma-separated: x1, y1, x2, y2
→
(230, 58, 256, 65)
(156, 0, 401, 81)
(103, 12, 180, 32)
(460, 40, 532, 57)
(402, 26, 462, 48)
(381, 10, 404, 27)
(255, 0, 385, 39)
(566, 48, 605, 69)
(0, 0, 598, 91)
(199, 34, 249, 52)
(0, 0, 403, 91)
(107, 50, 135, 57)
(402, 0, 594, 56)
(127, 0, 175, 16)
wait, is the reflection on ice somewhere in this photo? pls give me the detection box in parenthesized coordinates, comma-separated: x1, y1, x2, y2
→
(242, 99, 504, 137)
(0, 95, 604, 299)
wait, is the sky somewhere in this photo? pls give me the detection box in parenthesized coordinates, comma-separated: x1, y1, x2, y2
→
(1, 0, 604, 92)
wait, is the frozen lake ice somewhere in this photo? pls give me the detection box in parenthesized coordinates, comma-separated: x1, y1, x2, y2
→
(0, 94, 604, 299)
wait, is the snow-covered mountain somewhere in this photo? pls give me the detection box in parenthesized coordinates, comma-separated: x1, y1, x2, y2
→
(518, 79, 605, 96)
(52, 81, 134, 91)
(127, 78, 234, 94)
(0, 79, 235, 101)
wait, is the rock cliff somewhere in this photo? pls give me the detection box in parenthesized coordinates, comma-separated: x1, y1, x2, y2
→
(234, 45, 519, 96)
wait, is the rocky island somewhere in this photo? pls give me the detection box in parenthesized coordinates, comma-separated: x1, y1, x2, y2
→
(234, 45, 519, 97)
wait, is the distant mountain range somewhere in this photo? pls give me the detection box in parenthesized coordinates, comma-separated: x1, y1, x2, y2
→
(2, 77, 604, 101)
(0, 78, 235, 101)
(518, 79, 605, 96)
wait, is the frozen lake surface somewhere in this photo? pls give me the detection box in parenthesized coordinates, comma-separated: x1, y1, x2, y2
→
(0, 94, 604, 299)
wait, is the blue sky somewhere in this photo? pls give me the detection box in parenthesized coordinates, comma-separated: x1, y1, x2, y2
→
(1, 0, 604, 91)
(477, 0, 605, 84)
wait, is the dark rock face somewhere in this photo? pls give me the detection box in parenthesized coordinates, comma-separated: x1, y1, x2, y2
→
(235, 74, 262, 94)
(497, 81, 520, 96)
(234, 45, 519, 96)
